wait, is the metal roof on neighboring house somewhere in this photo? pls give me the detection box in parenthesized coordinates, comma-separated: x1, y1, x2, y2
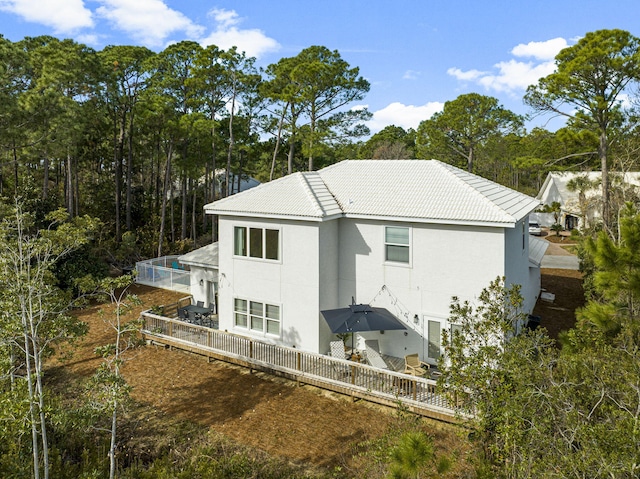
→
(536, 171, 640, 215)
(205, 159, 541, 227)
(528, 236, 549, 267)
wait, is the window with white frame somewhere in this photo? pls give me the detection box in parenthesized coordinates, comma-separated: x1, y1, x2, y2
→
(385, 226, 410, 263)
(234, 298, 280, 336)
(234, 226, 279, 260)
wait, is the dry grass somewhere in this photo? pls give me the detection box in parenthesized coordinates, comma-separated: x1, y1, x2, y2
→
(48, 284, 464, 471)
(48, 268, 585, 471)
(533, 268, 584, 341)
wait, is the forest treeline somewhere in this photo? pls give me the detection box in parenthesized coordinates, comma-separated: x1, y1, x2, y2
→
(1, 28, 640, 478)
(2, 29, 639, 262)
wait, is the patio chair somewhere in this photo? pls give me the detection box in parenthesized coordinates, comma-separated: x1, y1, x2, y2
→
(364, 340, 389, 370)
(329, 340, 347, 360)
(404, 353, 429, 376)
(196, 300, 204, 308)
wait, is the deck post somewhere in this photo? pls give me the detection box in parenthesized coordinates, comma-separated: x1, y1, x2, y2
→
(249, 340, 254, 373)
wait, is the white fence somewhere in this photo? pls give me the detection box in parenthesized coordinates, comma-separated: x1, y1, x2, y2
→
(135, 256, 191, 293)
(140, 311, 465, 423)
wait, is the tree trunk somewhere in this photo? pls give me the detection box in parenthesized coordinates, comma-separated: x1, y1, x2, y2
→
(42, 152, 49, 200)
(270, 105, 287, 181)
(287, 141, 295, 176)
(126, 110, 135, 232)
(191, 177, 197, 243)
(181, 172, 187, 240)
(114, 115, 125, 243)
(23, 329, 40, 479)
(157, 142, 173, 257)
(66, 153, 74, 216)
(226, 91, 236, 198)
(600, 130, 610, 233)
(13, 140, 18, 197)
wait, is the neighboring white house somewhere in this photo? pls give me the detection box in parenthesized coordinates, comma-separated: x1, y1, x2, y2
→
(536, 171, 640, 230)
(190, 159, 543, 365)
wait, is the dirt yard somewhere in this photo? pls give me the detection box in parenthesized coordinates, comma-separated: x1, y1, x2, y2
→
(51, 285, 455, 470)
(50, 266, 583, 469)
(533, 268, 584, 340)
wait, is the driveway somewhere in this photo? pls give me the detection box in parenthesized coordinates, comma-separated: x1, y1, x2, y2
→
(541, 239, 580, 270)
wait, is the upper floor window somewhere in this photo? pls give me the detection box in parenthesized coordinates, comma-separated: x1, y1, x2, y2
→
(385, 226, 410, 263)
(234, 226, 279, 260)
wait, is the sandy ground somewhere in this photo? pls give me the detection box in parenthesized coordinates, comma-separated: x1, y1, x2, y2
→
(50, 263, 583, 468)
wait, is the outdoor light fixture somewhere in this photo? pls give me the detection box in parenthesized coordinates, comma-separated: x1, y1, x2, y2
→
(199, 279, 204, 286)
(413, 314, 419, 324)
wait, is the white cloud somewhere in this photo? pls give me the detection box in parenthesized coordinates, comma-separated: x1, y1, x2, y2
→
(448, 37, 570, 94)
(367, 101, 444, 133)
(477, 59, 557, 92)
(447, 67, 486, 81)
(402, 70, 420, 80)
(0, 0, 93, 32)
(511, 37, 568, 60)
(199, 8, 279, 58)
(96, 0, 204, 47)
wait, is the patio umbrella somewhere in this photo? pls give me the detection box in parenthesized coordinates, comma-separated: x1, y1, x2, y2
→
(321, 300, 406, 350)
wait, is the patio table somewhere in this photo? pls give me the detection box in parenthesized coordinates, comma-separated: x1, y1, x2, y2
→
(179, 305, 212, 325)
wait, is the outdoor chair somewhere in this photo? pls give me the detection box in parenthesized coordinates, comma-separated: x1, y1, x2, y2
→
(329, 340, 347, 360)
(178, 308, 188, 321)
(329, 340, 350, 380)
(196, 300, 204, 308)
(364, 340, 389, 370)
(404, 353, 429, 376)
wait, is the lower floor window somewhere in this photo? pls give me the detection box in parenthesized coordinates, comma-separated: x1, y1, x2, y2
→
(234, 297, 280, 336)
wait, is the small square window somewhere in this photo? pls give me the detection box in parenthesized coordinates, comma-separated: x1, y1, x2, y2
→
(385, 226, 410, 263)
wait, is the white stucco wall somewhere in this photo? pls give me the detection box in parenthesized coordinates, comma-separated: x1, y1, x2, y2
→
(217, 216, 322, 352)
(188, 266, 218, 307)
(334, 218, 508, 361)
(215, 214, 536, 363)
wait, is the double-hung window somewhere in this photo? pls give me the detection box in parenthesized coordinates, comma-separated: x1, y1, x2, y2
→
(385, 226, 410, 263)
(234, 298, 280, 336)
(234, 226, 279, 260)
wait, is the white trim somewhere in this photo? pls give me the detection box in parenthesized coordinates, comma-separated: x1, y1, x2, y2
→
(383, 225, 412, 267)
(208, 209, 529, 228)
(232, 224, 282, 264)
(233, 296, 282, 339)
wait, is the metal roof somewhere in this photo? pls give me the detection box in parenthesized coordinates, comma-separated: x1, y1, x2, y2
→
(528, 236, 549, 267)
(178, 242, 219, 268)
(205, 159, 541, 227)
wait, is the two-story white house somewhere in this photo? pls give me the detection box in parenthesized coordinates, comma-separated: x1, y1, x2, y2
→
(192, 159, 545, 365)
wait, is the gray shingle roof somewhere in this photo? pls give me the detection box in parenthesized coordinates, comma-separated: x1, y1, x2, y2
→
(204, 159, 541, 227)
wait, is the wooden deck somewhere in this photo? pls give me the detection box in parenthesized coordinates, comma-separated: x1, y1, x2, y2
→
(140, 310, 465, 423)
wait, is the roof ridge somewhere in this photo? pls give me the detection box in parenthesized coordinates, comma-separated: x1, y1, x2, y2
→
(431, 161, 516, 222)
(299, 172, 344, 217)
(298, 172, 325, 217)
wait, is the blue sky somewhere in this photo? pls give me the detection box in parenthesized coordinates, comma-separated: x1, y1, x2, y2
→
(0, 0, 638, 134)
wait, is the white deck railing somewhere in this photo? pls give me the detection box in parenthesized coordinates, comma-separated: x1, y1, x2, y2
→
(135, 256, 191, 293)
(140, 311, 464, 423)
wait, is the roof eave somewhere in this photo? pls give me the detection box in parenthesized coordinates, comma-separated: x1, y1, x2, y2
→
(342, 213, 519, 228)
(203, 208, 339, 222)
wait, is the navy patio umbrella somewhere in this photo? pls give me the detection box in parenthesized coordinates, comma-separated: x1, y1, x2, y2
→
(321, 300, 406, 350)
